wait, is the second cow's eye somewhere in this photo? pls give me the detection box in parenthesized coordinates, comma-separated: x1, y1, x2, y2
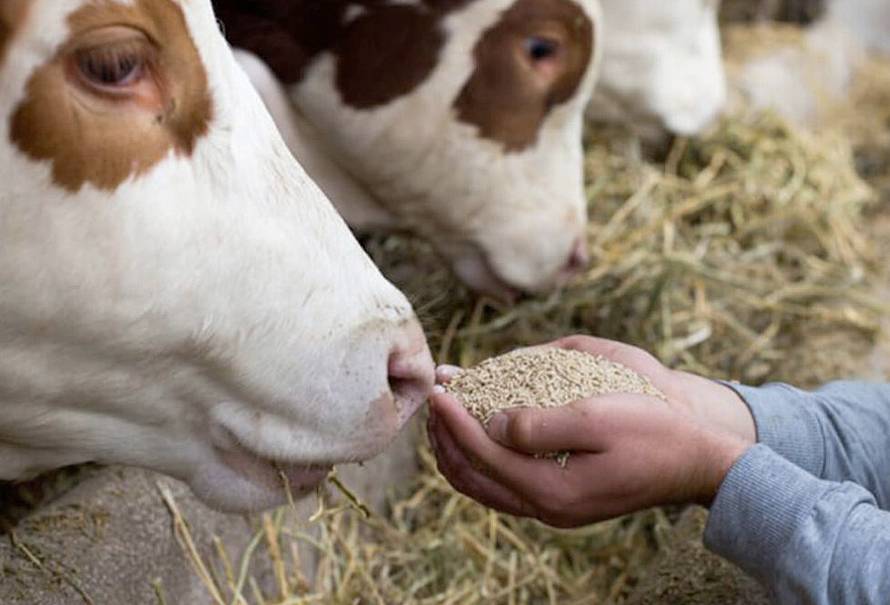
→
(76, 43, 147, 91)
(524, 36, 559, 62)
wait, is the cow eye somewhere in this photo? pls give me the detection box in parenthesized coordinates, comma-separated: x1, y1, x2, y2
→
(76, 44, 147, 90)
(524, 36, 559, 62)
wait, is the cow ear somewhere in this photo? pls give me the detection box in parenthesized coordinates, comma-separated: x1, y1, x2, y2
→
(335, 5, 445, 109)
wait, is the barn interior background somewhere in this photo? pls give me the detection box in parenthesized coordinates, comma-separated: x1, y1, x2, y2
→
(3, 0, 889, 603)
(181, 2, 889, 603)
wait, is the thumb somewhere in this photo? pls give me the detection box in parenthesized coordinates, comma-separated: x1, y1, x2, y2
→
(485, 398, 612, 455)
(486, 393, 662, 455)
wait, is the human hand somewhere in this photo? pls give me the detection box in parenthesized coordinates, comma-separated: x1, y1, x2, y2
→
(428, 336, 756, 528)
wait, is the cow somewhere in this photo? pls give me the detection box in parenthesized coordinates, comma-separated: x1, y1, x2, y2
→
(212, 0, 602, 301)
(0, 0, 435, 513)
(587, 0, 727, 139)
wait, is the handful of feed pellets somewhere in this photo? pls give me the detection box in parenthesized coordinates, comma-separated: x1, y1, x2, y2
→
(446, 348, 667, 464)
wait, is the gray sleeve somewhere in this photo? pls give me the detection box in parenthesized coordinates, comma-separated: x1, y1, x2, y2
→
(726, 381, 890, 507)
(705, 445, 890, 605)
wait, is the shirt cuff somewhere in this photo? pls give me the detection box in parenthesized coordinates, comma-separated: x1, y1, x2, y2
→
(721, 382, 825, 477)
(704, 444, 832, 580)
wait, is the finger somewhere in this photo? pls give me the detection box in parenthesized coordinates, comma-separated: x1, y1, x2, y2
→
(433, 394, 671, 527)
(430, 405, 532, 515)
(430, 410, 536, 518)
(486, 399, 606, 454)
(435, 365, 462, 384)
(435, 407, 647, 527)
(429, 392, 566, 500)
(488, 394, 668, 455)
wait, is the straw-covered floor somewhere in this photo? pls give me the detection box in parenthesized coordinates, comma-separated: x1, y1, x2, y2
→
(168, 34, 890, 605)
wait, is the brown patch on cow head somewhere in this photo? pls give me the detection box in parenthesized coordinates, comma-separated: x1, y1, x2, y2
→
(9, 0, 212, 192)
(454, 0, 594, 152)
(213, 0, 478, 109)
(335, 5, 445, 109)
(0, 0, 30, 69)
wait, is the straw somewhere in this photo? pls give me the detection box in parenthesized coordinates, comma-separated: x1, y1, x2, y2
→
(173, 39, 889, 605)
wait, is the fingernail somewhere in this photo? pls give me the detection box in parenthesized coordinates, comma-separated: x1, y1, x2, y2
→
(436, 365, 462, 380)
(432, 384, 446, 395)
(488, 413, 508, 443)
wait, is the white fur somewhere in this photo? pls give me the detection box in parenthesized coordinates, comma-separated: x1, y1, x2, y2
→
(588, 0, 727, 138)
(248, 0, 602, 296)
(0, 0, 432, 512)
(235, 50, 396, 229)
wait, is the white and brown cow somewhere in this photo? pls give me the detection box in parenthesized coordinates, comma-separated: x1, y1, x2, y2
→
(588, 0, 727, 139)
(213, 0, 602, 300)
(0, 0, 434, 512)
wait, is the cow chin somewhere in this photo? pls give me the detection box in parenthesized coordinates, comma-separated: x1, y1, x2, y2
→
(448, 246, 522, 303)
(189, 422, 386, 513)
(188, 448, 332, 513)
(190, 390, 409, 512)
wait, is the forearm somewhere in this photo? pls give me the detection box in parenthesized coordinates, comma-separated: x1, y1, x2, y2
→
(725, 381, 890, 506)
(706, 445, 890, 605)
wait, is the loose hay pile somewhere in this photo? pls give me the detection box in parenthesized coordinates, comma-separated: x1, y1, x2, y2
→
(722, 21, 890, 202)
(378, 110, 882, 386)
(447, 348, 665, 425)
(168, 447, 675, 605)
(173, 51, 890, 605)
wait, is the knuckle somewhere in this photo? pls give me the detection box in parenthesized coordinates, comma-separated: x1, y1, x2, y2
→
(507, 412, 538, 450)
(570, 398, 600, 423)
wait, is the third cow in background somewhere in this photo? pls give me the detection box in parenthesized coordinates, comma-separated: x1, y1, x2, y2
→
(213, 0, 602, 301)
(588, 0, 727, 139)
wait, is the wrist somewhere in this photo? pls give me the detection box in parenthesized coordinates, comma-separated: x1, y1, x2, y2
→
(697, 431, 752, 506)
(672, 370, 756, 445)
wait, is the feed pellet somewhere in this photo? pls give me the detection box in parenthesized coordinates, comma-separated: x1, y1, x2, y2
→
(446, 347, 667, 426)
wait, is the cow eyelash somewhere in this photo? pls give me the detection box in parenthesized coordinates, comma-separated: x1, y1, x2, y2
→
(75, 42, 150, 92)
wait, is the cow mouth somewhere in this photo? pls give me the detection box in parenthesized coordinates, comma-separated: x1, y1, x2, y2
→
(271, 463, 332, 496)
(449, 249, 522, 304)
(215, 427, 335, 497)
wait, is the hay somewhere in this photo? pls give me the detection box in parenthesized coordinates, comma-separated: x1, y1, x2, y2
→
(175, 49, 890, 605)
(446, 348, 665, 425)
(722, 21, 890, 201)
(826, 55, 890, 200)
(164, 445, 673, 605)
(381, 111, 881, 386)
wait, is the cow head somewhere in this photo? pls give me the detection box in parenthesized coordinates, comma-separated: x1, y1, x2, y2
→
(589, 0, 727, 137)
(0, 0, 434, 512)
(215, 0, 602, 300)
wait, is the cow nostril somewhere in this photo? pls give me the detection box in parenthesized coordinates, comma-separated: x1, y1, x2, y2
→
(564, 237, 590, 275)
(387, 341, 435, 423)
